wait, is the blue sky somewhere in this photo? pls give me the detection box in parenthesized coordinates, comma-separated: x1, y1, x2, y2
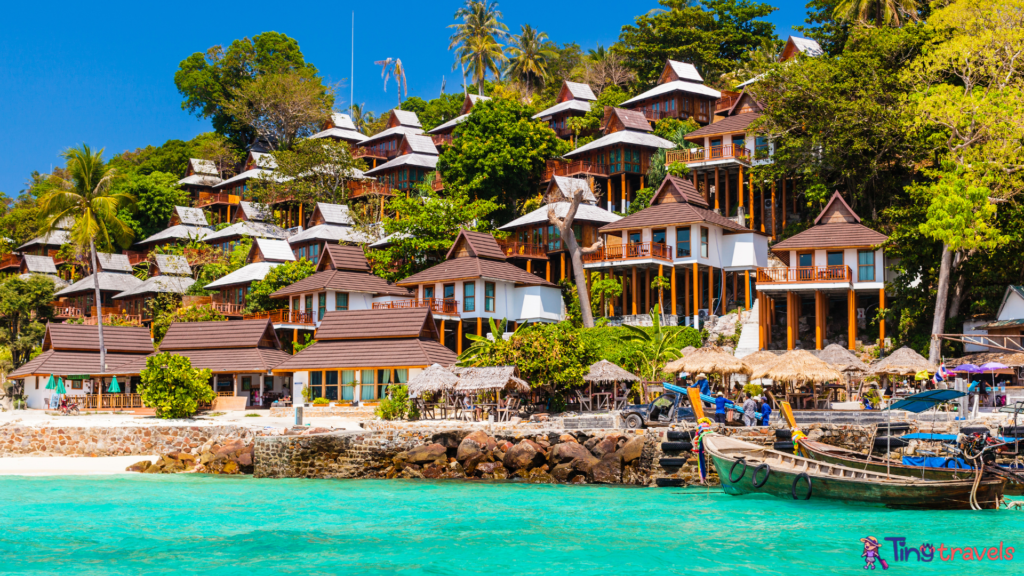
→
(0, 0, 808, 197)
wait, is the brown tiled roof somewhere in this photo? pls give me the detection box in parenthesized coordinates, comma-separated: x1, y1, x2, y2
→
(159, 319, 278, 351)
(445, 231, 507, 261)
(272, 338, 457, 371)
(397, 257, 554, 287)
(9, 350, 149, 377)
(815, 191, 860, 224)
(650, 175, 709, 208)
(319, 244, 369, 272)
(771, 222, 888, 252)
(685, 112, 761, 140)
(314, 308, 438, 341)
(610, 108, 652, 132)
(270, 269, 412, 298)
(45, 324, 153, 354)
(599, 200, 760, 235)
(152, 348, 292, 374)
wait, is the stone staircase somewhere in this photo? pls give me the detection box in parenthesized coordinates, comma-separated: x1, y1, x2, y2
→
(734, 299, 760, 358)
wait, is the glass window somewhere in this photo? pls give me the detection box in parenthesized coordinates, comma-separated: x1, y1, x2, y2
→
(798, 252, 813, 267)
(423, 285, 434, 300)
(325, 371, 338, 401)
(827, 251, 844, 266)
(304, 294, 313, 313)
(241, 377, 251, 391)
(485, 282, 495, 312)
(858, 250, 875, 281)
(71, 379, 83, 390)
(464, 282, 475, 312)
(310, 243, 320, 262)
(311, 371, 323, 399)
(652, 229, 666, 244)
(361, 370, 375, 400)
(377, 369, 392, 399)
(629, 231, 642, 244)
(341, 370, 354, 401)
(318, 293, 326, 320)
(396, 369, 408, 384)
(676, 228, 691, 257)
(335, 292, 348, 311)
(444, 284, 455, 300)
(547, 225, 561, 251)
(700, 227, 709, 258)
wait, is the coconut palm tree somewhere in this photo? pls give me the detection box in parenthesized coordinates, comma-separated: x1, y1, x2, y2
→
(833, 0, 920, 27)
(348, 103, 374, 133)
(38, 145, 135, 372)
(587, 44, 608, 62)
(449, 0, 509, 96)
(375, 58, 408, 109)
(505, 24, 558, 98)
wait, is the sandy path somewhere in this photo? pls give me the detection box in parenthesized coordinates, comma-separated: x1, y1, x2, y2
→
(0, 455, 157, 476)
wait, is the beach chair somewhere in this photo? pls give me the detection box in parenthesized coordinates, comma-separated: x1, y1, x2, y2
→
(575, 390, 592, 412)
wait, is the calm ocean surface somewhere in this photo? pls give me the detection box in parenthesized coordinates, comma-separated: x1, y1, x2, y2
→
(0, 475, 1020, 575)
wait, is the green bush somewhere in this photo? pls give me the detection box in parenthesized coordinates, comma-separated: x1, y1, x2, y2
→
(743, 383, 763, 397)
(139, 352, 215, 419)
(375, 385, 414, 420)
(313, 397, 329, 406)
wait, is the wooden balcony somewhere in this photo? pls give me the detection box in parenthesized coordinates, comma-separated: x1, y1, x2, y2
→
(81, 314, 144, 327)
(53, 306, 83, 318)
(348, 180, 394, 199)
(430, 133, 453, 147)
(196, 192, 240, 208)
(666, 143, 750, 166)
(0, 253, 21, 270)
(634, 106, 680, 122)
(210, 301, 245, 316)
(554, 126, 574, 139)
(372, 298, 460, 316)
(352, 147, 397, 161)
(542, 160, 610, 182)
(498, 240, 548, 259)
(78, 394, 144, 410)
(716, 91, 741, 113)
(582, 242, 672, 264)
(756, 266, 853, 284)
(243, 309, 316, 326)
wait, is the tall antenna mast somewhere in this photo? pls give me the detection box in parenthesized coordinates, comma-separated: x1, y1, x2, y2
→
(350, 12, 355, 110)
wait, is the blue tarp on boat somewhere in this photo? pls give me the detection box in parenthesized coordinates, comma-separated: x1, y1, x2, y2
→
(902, 433, 958, 441)
(902, 456, 972, 469)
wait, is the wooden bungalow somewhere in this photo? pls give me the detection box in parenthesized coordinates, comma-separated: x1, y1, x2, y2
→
(113, 255, 195, 323)
(620, 60, 721, 125)
(757, 192, 889, 351)
(426, 93, 490, 147)
(353, 109, 423, 169)
(287, 202, 369, 263)
(134, 206, 212, 251)
(309, 112, 368, 146)
(202, 202, 286, 254)
(272, 307, 457, 405)
(16, 216, 72, 263)
(206, 151, 278, 223)
(363, 133, 440, 194)
(532, 81, 597, 141)
(178, 158, 223, 202)
(17, 255, 69, 287)
(54, 253, 144, 324)
(11, 323, 153, 409)
(156, 318, 293, 409)
(586, 174, 769, 328)
(204, 239, 295, 317)
(395, 230, 562, 354)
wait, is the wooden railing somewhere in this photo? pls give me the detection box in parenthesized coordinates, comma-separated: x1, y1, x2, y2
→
(243, 309, 316, 325)
(372, 298, 460, 316)
(348, 180, 394, 198)
(53, 306, 83, 318)
(431, 174, 444, 192)
(542, 160, 610, 181)
(756, 266, 853, 284)
(430, 133, 453, 147)
(666, 143, 750, 165)
(635, 106, 679, 122)
(498, 240, 548, 259)
(211, 302, 245, 316)
(0, 253, 20, 269)
(82, 314, 143, 327)
(352, 147, 398, 160)
(78, 394, 144, 410)
(716, 91, 741, 112)
(196, 192, 240, 207)
(554, 126, 574, 139)
(582, 242, 672, 263)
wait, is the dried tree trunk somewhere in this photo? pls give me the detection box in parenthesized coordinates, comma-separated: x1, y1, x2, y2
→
(948, 251, 968, 321)
(91, 239, 106, 373)
(928, 244, 953, 364)
(548, 182, 603, 328)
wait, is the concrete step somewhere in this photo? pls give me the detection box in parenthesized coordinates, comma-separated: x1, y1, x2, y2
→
(734, 299, 760, 358)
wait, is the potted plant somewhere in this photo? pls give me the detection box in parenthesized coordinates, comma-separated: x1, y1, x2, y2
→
(313, 397, 329, 407)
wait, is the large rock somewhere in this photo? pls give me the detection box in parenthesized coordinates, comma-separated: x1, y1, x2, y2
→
(404, 443, 447, 465)
(551, 463, 574, 482)
(592, 453, 622, 484)
(570, 455, 601, 479)
(457, 431, 497, 462)
(465, 431, 497, 451)
(126, 460, 152, 473)
(590, 434, 622, 458)
(620, 436, 645, 464)
(549, 441, 592, 465)
(503, 440, 545, 471)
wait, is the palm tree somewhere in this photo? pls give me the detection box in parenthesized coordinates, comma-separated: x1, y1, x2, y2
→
(458, 317, 522, 366)
(587, 44, 607, 62)
(375, 58, 408, 108)
(348, 103, 374, 133)
(833, 0, 920, 27)
(449, 0, 509, 96)
(620, 304, 683, 380)
(505, 24, 558, 98)
(39, 145, 134, 372)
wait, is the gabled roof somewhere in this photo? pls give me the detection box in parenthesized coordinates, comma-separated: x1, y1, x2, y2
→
(114, 275, 195, 299)
(531, 99, 593, 120)
(44, 323, 153, 354)
(771, 193, 887, 254)
(18, 230, 70, 251)
(270, 268, 411, 299)
(311, 203, 354, 226)
(604, 107, 653, 133)
(560, 81, 597, 102)
(445, 231, 506, 261)
(55, 272, 144, 297)
(564, 130, 675, 158)
(427, 113, 471, 135)
(599, 176, 759, 235)
(314, 308, 438, 341)
(137, 225, 212, 246)
(204, 262, 281, 289)
(650, 174, 710, 208)
(97, 253, 132, 273)
(461, 93, 491, 114)
(155, 254, 191, 276)
(548, 176, 597, 204)
(287, 224, 369, 245)
(252, 238, 296, 263)
(214, 168, 282, 190)
(685, 112, 761, 140)
(358, 125, 424, 147)
(621, 81, 721, 107)
(160, 319, 280, 351)
(248, 151, 277, 170)
(664, 60, 704, 83)
(171, 206, 209, 227)
(310, 127, 369, 143)
(363, 152, 438, 175)
(318, 244, 370, 272)
(236, 201, 273, 222)
(995, 286, 1024, 322)
(329, 112, 358, 131)
(202, 221, 286, 243)
(499, 202, 621, 230)
(188, 158, 219, 176)
(782, 35, 824, 61)
(814, 191, 861, 225)
(22, 255, 57, 274)
(401, 134, 439, 156)
(391, 109, 422, 128)
(178, 174, 222, 187)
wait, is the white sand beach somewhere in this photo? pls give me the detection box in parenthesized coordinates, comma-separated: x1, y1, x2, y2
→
(0, 455, 158, 476)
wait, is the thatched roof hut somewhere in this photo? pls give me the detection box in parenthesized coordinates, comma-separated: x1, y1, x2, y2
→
(816, 344, 870, 373)
(584, 360, 639, 384)
(751, 350, 845, 383)
(453, 366, 530, 393)
(740, 350, 782, 371)
(680, 346, 698, 357)
(871, 346, 936, 376)
(406, 364, 459, 398)
(664, 348, 751, 375)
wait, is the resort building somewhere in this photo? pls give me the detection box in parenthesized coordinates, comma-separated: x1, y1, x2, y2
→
(53, 253, 143, 323)
(532, 81, 597, 141)
(202, 201, 286, 254)
(17, 255, 68, 288)
(266, 244, 411, 337)
(204, 238, 295, 317)
(756, 192, 888, 351)
(395, 230, 562, 354)
(206, 151, 278, 223)
(178, 158, 223, 202)
(113, 255, 195, 323)
(426, 93, 490, 147)
(497, 177, 621, 284)
(273, 307, 457, 404)
(16, 216, 71, 261)
(287, 202, 368, 262)
(134, 206, 212, 251)
(353, 109, 423, 170)
(11, 323, 154, 409)
(363, 133, 442, 195)
(584, 174, 768, 328)
(309, 112, 368, 146)
(557, 108, 675, 213)
(156, 318, 292, 409)
(620, 60, 721, 125)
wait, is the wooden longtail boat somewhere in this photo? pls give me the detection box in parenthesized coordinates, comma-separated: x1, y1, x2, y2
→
(703, 435, 1005, 510)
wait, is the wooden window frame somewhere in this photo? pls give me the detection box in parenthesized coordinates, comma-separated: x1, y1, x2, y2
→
(827, 251, 844, 267)
(676, 228, 691, 258)
(464, 282, 476, 312)
(700, 227, 709, 258)
(797, 252, 814, 267)
(858, 250, 875, 282)
(335, 292, 349, 311)
(484, 282, 495, 313)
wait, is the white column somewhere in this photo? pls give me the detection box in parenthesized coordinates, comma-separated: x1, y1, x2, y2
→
(354, 370, 362, 405)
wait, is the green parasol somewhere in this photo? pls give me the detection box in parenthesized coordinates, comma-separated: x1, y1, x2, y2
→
(44, 374, 55, 390)
(55, 378, 66, 395)
(108, 376, 121, 393)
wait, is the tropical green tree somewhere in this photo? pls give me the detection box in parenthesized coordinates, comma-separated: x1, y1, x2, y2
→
(505, 24, 558, 97)
(244, 259, 317, 314)
(449, 0, 509, 96)
(396, 93, 465, 132)
(589, 272, 624, 318)
(38, 145, 135, 373)
(0, 275, 55, 368)
(139, 352, 215, 419)
(619, 304, 683, 380)
(348, 103, 374, 133)
(250, 138, 362, 211)
(833, 0, 921, 27)
(795, 0, 852, 57)
(459, 317, 522, 366)
(113, 171, 190, 240)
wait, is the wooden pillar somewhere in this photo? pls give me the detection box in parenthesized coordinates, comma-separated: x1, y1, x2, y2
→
(631, 266, 638, 315)
(879, 288, 886, 346)
(744, 270, 750, 311)
(725, 169, 730, 217)
(703, 172, 709, 204)
(457, 320, 463, 355)
(732, 272, 737, 309)
(292, 328, 297, 354)
(560, 253, 566, 282)
(749, 175, 755, 230)
(526, 260, 531, 274)
(692, 263, 699, 320)
(782, 177, 787, 229)
(299, 202, 304, 228)
(644, 268, 650, 313)
(708, 265, 714, 314)
(692, 169, 697, 187)
(760, 182, 766, 233)
(786, 292, 795, 350)
(621, 173, 627, 211)
(714, 166, 720, 212)
(738, 166, 744, 210)
(621, 273, 627, 317)
(440, 319, 445, 346)
(848, 289, 856, 351)
(815, 290, 823, 350)
(758, 292, 765, 350)
(477, 318, 482, 337)
(546, 260, 550, 282)
(771, 180, 777, 240)
(684, 269, 690, 317)
(671, 265, 677, 316)
(792, 177, 796, 215)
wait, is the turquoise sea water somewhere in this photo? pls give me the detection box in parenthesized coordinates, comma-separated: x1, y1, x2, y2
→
(0, 475, 1021, 575)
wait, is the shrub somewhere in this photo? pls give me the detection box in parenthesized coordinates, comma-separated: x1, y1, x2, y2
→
(313, 397, 329, 406)
(375, 384, 413, 420)
(139, 352, 215, 419)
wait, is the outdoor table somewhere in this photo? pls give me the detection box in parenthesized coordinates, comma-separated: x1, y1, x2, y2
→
(592, 392, 612, 411)
(790, 392, 813, 409)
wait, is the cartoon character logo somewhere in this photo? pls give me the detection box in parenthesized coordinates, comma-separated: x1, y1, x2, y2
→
(861, 537, 889, 570)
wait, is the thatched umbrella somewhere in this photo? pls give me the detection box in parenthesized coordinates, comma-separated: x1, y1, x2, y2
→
(664, 348, 751, 377)
(680, 346, 698, 358)
(453, 366, 530, 393)
(739, 350, 782, 371)
(406, 364, 459, 399)
(584, 360, 639, 409)
(871, 346, 936, 376)
(816, 344, 870, 373)
(751, 350, 845, 409)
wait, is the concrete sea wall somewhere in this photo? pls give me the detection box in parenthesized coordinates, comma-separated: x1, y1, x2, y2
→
(0, 424, 256, 457)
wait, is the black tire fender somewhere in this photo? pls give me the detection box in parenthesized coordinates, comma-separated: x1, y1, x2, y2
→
(728, 457, 747, 483)
(752, 463, 771, 488)
(660, 441, 693, 452)
(792, 472, 812, 500)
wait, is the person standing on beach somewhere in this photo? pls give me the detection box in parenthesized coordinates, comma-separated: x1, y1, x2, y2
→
(714, 392, 728, 424)
(760, 398, 772, 426)
(742, 393, 758, 426)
